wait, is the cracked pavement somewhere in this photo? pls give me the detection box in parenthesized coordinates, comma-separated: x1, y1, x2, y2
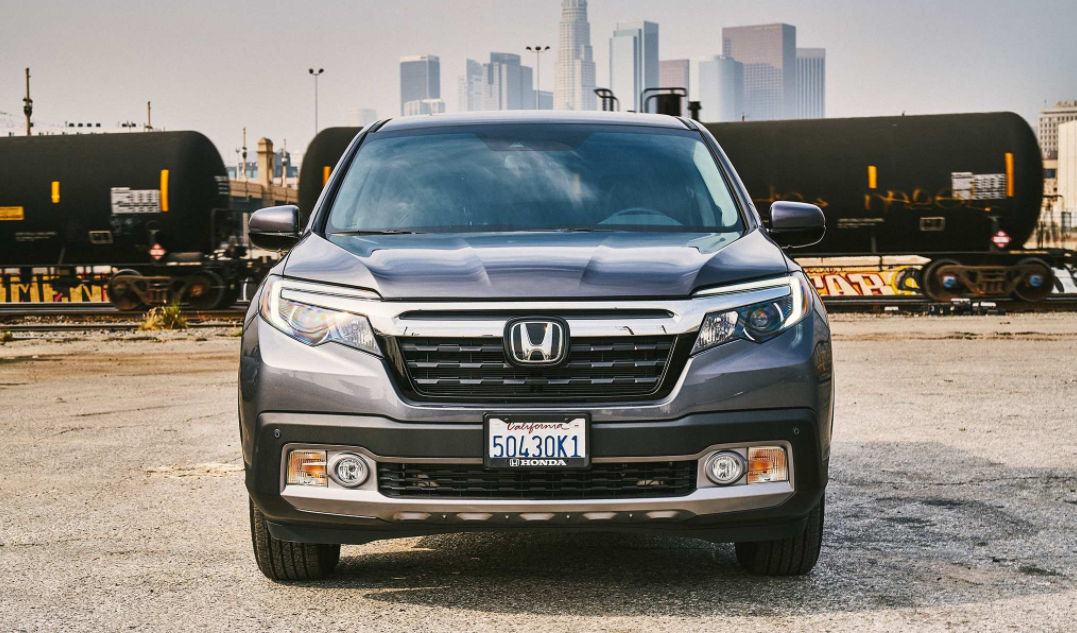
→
(0, 314, 1075, 632)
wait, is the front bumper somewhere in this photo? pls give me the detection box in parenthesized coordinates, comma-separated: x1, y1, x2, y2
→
(247, 408, 827, 545)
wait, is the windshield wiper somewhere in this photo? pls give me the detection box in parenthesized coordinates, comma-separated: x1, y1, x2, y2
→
(331, 230, 426, 236)
(553, 227, 614, 233)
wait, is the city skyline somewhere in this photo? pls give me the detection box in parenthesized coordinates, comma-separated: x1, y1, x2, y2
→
(3, 0, 1074, 161)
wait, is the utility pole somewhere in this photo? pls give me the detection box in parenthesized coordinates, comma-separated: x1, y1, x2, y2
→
(23, 68, 33, 136)
(308, 68, 324, 134)
(241, 128, 248, 182)
(145, 101, 152, 131)
(281, 138, 290, 187)
(525, 46, 550, 109)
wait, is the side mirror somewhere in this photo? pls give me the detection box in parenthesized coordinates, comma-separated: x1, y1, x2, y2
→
(248, 205, 301, 252)
(769, 201, 825, 249)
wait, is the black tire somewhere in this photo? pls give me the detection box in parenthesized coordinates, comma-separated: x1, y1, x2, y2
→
(734, 497, 824, 576)
(249, 499, 340, 581)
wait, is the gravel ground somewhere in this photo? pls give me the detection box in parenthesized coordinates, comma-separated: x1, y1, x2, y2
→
(0, 314, 1075, 632)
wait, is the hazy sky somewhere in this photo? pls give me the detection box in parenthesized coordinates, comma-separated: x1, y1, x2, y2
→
(2, 0, 1075, 163)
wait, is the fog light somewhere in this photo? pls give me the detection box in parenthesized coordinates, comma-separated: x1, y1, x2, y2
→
(705, 451, 745, 485)
(286, 449, 327, 487)
(747, 446, 789, 484)
(328, 453, 368, 487)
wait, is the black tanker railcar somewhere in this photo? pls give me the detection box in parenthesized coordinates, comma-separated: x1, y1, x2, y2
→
(706, 113, 1060, 301)
(296, 126, 364, 225)
(0, 131, 258, 308)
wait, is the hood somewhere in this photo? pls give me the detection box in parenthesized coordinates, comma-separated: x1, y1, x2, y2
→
(283, 230, 789, 300)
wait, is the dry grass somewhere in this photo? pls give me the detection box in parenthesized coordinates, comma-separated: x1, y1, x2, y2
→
(139, 302, 189, 331)
(0, 330, 12, 345)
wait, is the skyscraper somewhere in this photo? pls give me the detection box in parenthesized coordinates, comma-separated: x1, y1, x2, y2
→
(796, 48, 826, 119)
(554, 0, 596, 111)
(610, 21, 659, 112)
(458, 59, 484, 112)
(659, 59, 689, 115)
(482, 53, 535, 111)
(722, 24, 796, 120)
(694, 56, 744, 122)
(400, 55, 440, 115)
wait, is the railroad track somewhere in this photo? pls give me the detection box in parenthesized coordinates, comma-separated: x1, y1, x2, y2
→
(0, 303, 247, 320)
(1, 295, 1075, 333)
(822, 295, 1077, 313)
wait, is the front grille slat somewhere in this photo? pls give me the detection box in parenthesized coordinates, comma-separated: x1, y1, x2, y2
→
(396, 335, 677, 399)
(378, 461, 697, 499)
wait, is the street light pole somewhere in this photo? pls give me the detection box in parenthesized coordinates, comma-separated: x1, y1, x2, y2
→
(525, 46, 549, 109)
(308, 68, 324, 134)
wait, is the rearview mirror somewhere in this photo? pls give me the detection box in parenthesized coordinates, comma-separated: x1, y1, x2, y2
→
(248, 205, 301, 252)
(768, 201, 825, 249)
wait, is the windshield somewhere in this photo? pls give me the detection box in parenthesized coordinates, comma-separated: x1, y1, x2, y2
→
(324, 125, 744, 235)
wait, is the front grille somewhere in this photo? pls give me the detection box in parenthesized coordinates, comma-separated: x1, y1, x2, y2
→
(395, 336, 677, 399)
(377, 461, 697, 499)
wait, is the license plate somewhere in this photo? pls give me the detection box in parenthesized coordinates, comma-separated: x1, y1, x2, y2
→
(484, 414, 589, 469)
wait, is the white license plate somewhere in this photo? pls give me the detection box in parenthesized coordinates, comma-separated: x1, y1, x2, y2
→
(485, 414, 589, 469)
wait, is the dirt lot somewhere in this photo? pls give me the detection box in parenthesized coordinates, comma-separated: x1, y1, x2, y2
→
(1, 314, 1075, 632)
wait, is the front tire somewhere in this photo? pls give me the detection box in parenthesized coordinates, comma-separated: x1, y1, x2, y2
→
(249, 499, 340, 581)
(734, 497, 824, 576)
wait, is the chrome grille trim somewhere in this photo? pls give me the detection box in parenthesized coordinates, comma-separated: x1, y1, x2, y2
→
(277, 279, 793, 339)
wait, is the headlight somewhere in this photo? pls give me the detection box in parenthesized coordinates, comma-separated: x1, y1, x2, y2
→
(258, 275, 381, 356)
(692, 273, 813, 354)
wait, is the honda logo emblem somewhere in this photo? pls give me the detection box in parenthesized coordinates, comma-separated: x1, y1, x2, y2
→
(506, 319, 568, 365)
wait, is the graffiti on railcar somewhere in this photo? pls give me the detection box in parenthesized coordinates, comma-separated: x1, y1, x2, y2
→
(0, 274, 110, 303)
(804, 266, 921, 297)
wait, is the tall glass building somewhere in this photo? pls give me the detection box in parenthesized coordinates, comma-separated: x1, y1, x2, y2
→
(722, 24, 796, 121)
(399, 55, 440, 116)
(483, 53, 535, 111)
(554, 0, 596, 111)
(610, 21, 659, 113)
(693, 55, 744, 122)
(457, 54, 535, 112)
(457, 60, 484, 113)
(796, 48, 826, 119)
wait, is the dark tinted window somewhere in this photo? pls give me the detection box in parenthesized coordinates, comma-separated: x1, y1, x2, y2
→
(325, 125, 743, 235)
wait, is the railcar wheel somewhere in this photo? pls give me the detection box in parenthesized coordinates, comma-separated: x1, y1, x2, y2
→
(1012, 258, 1053, 303)
(921, 259, 963, 303)
(182, 271, 227, 310)
(107, 269, 144, 311)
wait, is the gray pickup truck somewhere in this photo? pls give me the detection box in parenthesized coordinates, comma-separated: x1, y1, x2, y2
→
(239, 111, 833, 580)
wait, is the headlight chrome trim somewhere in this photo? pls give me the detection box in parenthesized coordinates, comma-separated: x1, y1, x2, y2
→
(690, 273, 813, 355)
(258, 275, 383, 356)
